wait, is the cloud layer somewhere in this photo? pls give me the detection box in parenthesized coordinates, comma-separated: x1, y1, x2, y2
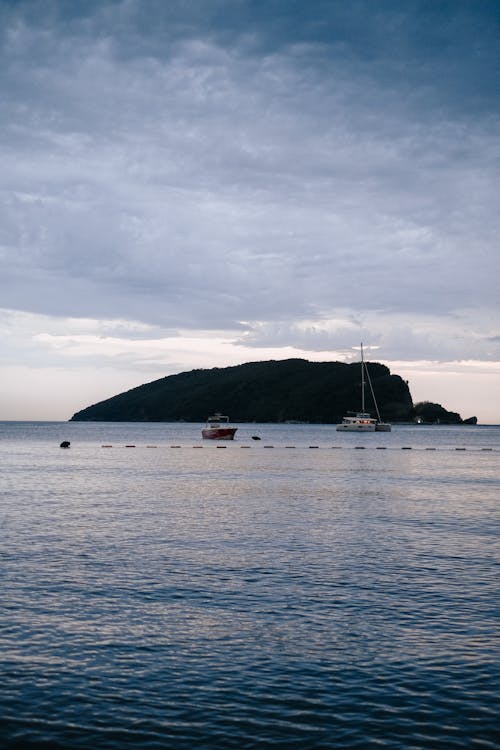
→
(1, 0, 500, 418)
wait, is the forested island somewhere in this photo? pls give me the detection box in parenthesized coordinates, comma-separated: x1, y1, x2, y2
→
(70, 358, 475, 424)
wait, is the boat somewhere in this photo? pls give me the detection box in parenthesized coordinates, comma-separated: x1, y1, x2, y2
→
(336, 412, 378, 431)
(336, 344, 392, 432)
(201, 414, 238, 440)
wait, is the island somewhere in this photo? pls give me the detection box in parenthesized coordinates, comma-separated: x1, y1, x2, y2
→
(70, 358, 475, 424)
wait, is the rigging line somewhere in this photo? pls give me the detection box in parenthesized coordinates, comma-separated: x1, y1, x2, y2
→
(364, 358, 382, 423)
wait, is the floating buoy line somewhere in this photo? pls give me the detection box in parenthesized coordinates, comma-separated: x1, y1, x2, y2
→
(73, 444, 498, 452)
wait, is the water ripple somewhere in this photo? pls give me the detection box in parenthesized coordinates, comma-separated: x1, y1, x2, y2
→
(1, 423, 499, 748)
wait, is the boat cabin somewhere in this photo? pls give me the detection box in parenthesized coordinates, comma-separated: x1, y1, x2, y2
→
(206, 413, 229, 425)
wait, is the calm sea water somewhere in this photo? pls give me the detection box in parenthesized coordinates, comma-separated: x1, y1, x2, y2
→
(1, 422, 499, 749)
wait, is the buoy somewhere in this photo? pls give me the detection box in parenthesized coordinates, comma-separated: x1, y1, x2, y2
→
(59, 441, 70, 448)
(251, 436, 261, 441)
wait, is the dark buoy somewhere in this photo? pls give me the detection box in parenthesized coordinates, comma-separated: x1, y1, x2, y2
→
(251, 436, 261, 441)
(60, 441, 70, 448)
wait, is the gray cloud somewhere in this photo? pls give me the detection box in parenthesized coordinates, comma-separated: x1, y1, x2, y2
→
(1, 0, 499, 364)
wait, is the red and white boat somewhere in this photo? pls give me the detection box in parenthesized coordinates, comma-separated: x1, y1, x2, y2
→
(201, 414, 237, 440)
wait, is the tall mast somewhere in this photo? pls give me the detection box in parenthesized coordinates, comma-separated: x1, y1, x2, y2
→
(361, 342, 365, 413)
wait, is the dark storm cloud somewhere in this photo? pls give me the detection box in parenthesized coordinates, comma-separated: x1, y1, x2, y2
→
(15, 0, 497, 114)
(1, 0, 499, 361)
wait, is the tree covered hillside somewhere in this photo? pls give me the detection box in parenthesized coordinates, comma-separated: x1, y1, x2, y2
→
(70, 358, 414, 423)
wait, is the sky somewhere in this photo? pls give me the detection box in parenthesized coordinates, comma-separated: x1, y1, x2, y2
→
(1, 0, 499, 423)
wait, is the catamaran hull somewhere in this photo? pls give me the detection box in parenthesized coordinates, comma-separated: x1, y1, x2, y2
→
(336, 423, 376, 432)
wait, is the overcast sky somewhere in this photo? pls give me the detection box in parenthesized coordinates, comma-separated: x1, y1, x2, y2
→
(1, 0, 499, 422)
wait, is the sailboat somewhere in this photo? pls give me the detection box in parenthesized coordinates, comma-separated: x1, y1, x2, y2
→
(336, 344, 392, 432)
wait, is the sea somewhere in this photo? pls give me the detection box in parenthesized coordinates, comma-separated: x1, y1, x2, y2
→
(1, 421, 499, 750)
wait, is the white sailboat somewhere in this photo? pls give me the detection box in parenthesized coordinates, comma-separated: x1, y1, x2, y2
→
(336, 344, 392, 432)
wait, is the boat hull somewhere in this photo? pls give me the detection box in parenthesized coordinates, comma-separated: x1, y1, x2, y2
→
(201, 428, 237, 440)
(336, 423, 376, 432)
(375, 423, 392, 432)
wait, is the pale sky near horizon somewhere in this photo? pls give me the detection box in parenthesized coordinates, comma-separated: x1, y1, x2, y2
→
(1, 1, 499, 423)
